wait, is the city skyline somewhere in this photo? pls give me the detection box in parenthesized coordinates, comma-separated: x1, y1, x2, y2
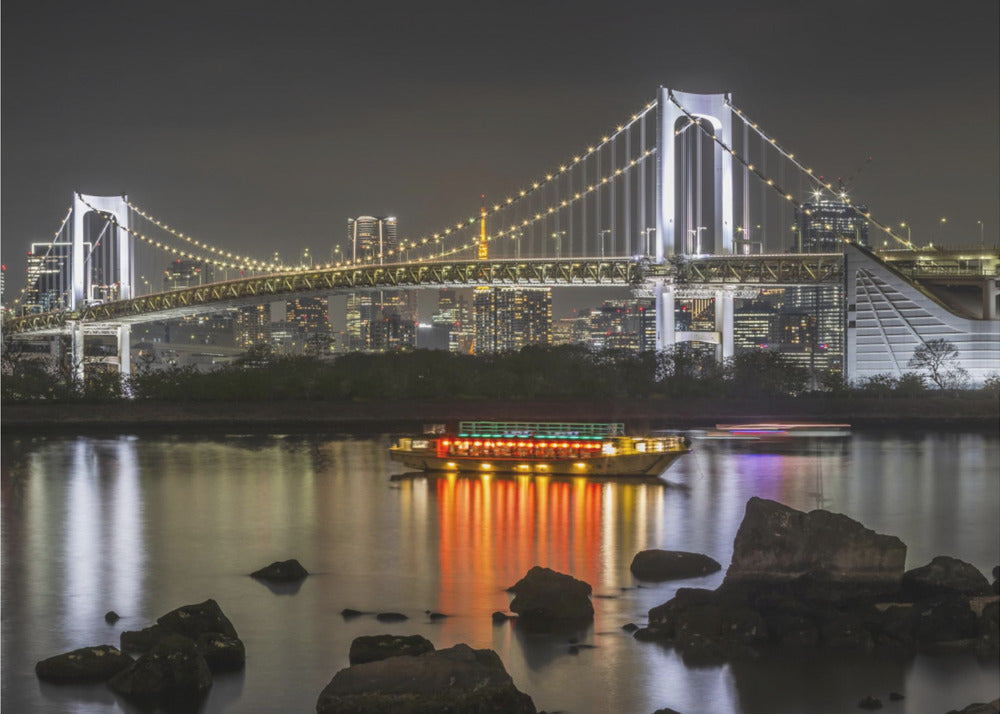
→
(2, 1, 998, 299)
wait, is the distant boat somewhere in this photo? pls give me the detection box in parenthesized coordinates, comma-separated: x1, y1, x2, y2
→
(693, 422, 852, 441)
(390, 420, 690, 478)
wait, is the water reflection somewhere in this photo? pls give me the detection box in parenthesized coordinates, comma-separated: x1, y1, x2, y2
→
(2, 431, 997, 714)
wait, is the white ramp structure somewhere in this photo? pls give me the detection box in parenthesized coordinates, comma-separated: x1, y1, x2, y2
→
(846, 244, 1000, 385)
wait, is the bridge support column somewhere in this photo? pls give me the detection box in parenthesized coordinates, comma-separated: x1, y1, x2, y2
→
(655, 283, 676, 352)
(983, 279, 998, 320)
(69, 321, 85, 384)
(117, 324, 131, 382)
(714, 288, 734, 362)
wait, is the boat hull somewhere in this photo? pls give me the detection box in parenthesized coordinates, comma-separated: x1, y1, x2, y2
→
(389, 449, 687, 478)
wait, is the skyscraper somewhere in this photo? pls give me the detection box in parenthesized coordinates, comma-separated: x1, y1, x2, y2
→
(347, 216, 398, 264)
(235, 304, 271, 348)
(473, 287, 551, 354)
(286, 296, 330, 338)
(795, 199, 869, 252)
(24, 241, 75, 313)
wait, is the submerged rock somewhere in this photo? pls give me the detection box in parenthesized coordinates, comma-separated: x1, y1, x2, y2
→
(375, 612, 408, 623)
(316, 643, 536, 714)
(349, 634, 434, 665)
(630, 550, 721, 581)
(104, 610, 120, 624)
(250, 559, 309, 582)
(35, 645, 132, 683)
(508, 566, 593, 627)
(108, 633, 212, 708)
(120, 625, 168, 654)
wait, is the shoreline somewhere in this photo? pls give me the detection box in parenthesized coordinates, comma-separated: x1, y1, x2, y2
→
(2, 396, 997, 433)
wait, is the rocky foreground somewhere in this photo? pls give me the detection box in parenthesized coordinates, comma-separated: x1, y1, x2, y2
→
(634, 497, 1000, 666)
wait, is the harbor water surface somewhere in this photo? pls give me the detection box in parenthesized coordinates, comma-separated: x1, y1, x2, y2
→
(2, 428, 998, 713)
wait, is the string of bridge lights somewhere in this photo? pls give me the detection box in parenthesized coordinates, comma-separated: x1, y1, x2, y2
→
(119, 101, 657, 270)
(397, 100, 658, 262)
(403, 148, 658, 264)
(126, 200, 282, 270)
(8, 205, 73, 308)
(724, 98, 913, 249)
(671, 93, 913, 250)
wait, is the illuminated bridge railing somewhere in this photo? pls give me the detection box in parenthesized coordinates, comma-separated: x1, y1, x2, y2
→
(3, 255, 851, 335)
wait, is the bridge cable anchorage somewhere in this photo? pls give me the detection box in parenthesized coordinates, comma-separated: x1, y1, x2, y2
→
(75, 195, 265, 274)
(125, 199, 284, 271)
(726, 99, 911, 250)
(8, 205, 74, 311)
(670, 92, 911, 252)
(386, 101, 658, 264)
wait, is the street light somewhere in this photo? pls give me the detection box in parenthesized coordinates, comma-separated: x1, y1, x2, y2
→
(900, 222, 912, 247)
(551, 231, 565, 259)
(936, 217, 946, 246)
(977, 220, 984, 251)
(687, 226, 707, 254)
(598, 229, 612, 259)
(642, 227, 656, 257)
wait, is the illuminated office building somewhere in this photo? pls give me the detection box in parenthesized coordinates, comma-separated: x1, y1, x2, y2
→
(795, 199, 869, 252)
(162, 259, 214, 291)
(235, 304, 271, 348)
(473, 287, 551, 354)
(286, 296, 330, 337)
(347, 216, 398, 264)
(24, 242, 75, 313)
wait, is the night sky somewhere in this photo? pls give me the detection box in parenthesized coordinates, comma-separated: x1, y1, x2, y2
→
(2, 0, 998, 302)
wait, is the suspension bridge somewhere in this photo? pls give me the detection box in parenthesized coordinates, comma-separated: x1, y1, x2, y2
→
(4, 88, 998, 384)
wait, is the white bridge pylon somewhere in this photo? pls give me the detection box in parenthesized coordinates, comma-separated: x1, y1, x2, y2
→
(71, 192, 134, 310)
(657, 88, 735, 261)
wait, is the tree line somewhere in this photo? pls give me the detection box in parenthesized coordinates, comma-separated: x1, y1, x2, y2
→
(3, 338, 997, 403)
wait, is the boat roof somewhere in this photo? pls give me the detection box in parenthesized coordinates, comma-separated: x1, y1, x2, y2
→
(457, 421, 625, 438)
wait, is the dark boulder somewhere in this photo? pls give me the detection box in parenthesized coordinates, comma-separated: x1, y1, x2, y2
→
(653, 709, 684, 714)
(35, 645, 132, 683)
(889, 692, 904, 701)
(492, 611, 513, 623)
(250, 558, 309, 582)
(858, 695, 882, 709)
(630, 550, 721, 581)
(508, 566, 593, 627)
(349, 634, 434, 665)
(725, 498, 906, 587)
(900, 556, 991, 600)
(945, 703, 1000, 714)
(974, 600, 999, 658)
(105, 610, 120, 624)
(316, 643, 536, 714)
(621, 622, 639, 633)
(120, 624, 168, 654)
(375, 612, 408, 623)
(911, 596, 979, 644)
(819, 612, 874, 651)
(108, 633, 212, 708)
(156, 598, 239, 640)
(196, 632, 246, 673)
(647, 587, 767, 660)
(341, 608, 364, 618)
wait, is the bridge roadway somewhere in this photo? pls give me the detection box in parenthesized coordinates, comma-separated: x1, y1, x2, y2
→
(3, 254, 847, 335)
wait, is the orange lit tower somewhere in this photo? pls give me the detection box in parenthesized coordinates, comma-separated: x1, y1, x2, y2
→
(478, 194, 488, 260)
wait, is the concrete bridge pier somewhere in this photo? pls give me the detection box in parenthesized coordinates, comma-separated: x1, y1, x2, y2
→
(69, 321, 85, 384)
(655, 282, 676, 351)
(714, 287, 734, 362)
(984, 279, 998, 320)
(117, 324, 131, 382)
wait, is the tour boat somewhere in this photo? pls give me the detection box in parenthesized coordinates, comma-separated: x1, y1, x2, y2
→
(389, 421, 690, 477)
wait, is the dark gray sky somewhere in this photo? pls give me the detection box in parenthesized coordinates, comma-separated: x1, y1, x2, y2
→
(3, 0, 998, 301)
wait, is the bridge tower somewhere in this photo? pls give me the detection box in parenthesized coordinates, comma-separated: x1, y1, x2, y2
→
(71, 193, 134, 310)
(655, 89, 736, 355)
(656, 88, 734, 259)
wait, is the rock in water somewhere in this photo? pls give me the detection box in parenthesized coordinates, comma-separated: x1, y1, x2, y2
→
(630, 550, 721, 581)
(108, 633, 212, 708)
(900, 556, 992, 599)
(104, 610, 120, 624)
(316, 643, 536, 714)
(725, 497, 906, 586)
(196, 633, 246, 673)
(349, 634, 435, 665)
(250, 559, 309, 581)
(120, 624, 168, 654)
(508, 566, 593, 627)
(35, 645, 132, 683)
(156, 598, 239, 640)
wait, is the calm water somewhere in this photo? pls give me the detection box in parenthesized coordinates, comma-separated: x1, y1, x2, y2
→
(2, 428, 998, 714)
